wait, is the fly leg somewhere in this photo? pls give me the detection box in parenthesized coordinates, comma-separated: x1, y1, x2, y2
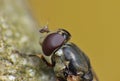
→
(29, 54, 54, 67)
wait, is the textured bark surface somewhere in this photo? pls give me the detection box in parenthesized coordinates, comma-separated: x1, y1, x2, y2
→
(0, 0, 55, 81)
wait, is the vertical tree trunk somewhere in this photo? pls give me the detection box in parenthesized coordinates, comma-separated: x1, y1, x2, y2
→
(0, 0, 55, 81)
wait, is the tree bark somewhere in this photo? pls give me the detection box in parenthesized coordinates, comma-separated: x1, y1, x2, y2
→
(0, 0, 55, 81)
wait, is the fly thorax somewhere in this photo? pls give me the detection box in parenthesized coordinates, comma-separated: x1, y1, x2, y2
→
(53, 49, 67, 77)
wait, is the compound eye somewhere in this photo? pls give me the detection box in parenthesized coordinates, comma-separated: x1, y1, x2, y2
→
(42, 33, 65, 56)
(57, 29, 71, 42)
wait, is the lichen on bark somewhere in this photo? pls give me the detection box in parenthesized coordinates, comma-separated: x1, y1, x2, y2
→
(0, 0, 55, 81)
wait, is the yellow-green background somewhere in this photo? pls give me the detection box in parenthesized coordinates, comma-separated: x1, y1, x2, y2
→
(28, 0, 120, 81)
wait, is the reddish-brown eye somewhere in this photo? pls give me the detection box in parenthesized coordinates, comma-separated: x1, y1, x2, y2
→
(42, 33, 65, 56)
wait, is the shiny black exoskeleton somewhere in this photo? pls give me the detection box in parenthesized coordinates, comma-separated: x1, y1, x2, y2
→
(53, 43, 93, 81)
(39, 27, 98, 81)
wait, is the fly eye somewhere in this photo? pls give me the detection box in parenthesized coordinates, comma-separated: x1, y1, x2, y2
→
(42, 33, 65, 56)
(57, 29, 71, 42)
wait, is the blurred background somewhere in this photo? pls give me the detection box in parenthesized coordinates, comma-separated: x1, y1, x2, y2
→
(28, 0, 120, 81)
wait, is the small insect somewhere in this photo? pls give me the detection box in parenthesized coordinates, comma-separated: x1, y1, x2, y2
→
(37, 26, 99, 81)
